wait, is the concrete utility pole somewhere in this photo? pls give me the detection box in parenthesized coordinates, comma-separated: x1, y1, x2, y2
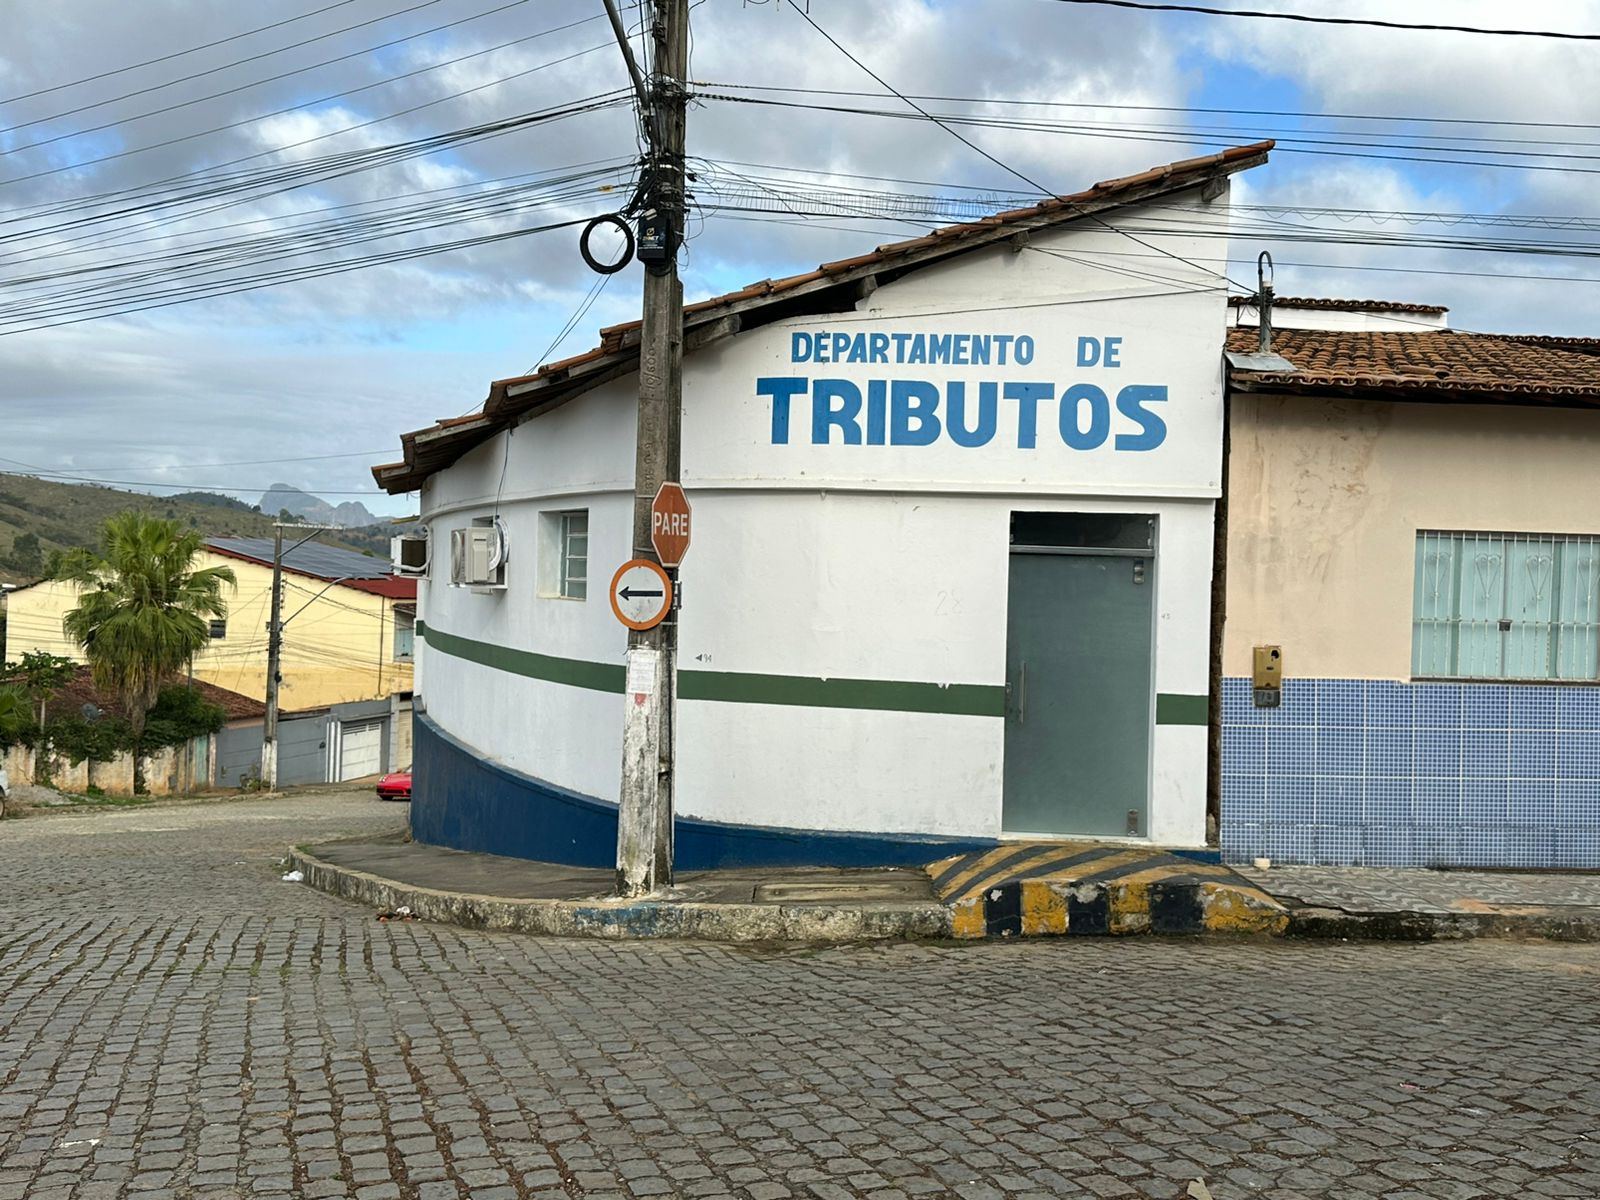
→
(261, 525, 286, 790)
(615, 0, 689, 897)
(260, 522, 340, 789)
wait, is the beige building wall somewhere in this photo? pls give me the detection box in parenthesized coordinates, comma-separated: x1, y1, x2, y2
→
(1224, 392, 1600, 680)
(3, 550, 413, 709)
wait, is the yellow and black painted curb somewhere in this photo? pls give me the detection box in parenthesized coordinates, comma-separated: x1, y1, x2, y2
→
(927, 843, 1288, 939)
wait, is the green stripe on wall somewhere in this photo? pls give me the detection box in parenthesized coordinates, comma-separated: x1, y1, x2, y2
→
(418, 621, 624, 694)
(420, 621, 1206, 723)
(678, 669, 1005, 717)
(1156, 692, 1209, 725)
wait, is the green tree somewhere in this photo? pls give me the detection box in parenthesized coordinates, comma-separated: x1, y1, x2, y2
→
(0, 686, 25, 746)
(55, 513, 235, 792)
(8, 532, 43, 576)
(6, 650, 75, 729)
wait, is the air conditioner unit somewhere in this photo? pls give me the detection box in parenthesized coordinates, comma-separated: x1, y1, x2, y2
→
(450, 520, 507, 587)
(391, 530, 430, 576)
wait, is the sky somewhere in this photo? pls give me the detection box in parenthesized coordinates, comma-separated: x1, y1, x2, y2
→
(3, 0, 1599, 517)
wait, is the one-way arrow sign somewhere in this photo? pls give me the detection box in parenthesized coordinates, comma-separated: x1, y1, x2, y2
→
(609, 559, 673, 631)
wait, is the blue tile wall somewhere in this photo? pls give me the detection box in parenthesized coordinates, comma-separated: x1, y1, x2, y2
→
(1221, 677, 1600, 868)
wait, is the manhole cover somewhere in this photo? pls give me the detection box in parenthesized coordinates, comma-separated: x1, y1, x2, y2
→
(753, 880, 928, 904)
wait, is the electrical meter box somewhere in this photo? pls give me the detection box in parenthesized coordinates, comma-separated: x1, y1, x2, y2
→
(1253, 645, 1283, 708)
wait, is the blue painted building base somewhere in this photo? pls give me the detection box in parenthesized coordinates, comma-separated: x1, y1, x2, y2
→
(410, 712, 1222, 871)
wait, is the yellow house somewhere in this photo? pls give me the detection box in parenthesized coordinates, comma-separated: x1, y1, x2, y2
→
(3, 536, 415, 711)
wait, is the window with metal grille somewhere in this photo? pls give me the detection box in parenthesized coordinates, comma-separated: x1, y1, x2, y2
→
(559, 510, 587, 600)
(208, 619, 227, 639)
(1413, 531, 1600, 680)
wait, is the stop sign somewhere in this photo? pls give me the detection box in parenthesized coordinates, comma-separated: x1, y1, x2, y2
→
(650, 482, 692, 567)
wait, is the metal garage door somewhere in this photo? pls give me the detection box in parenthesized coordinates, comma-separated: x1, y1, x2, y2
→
(338, 720, 384, 781)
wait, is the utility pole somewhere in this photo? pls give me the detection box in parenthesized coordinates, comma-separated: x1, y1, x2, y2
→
(613, 0, 689, 897)
(261, 525, 286, 790)
(260, 522, 341, 789)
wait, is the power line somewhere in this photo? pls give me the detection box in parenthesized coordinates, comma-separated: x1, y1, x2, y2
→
(704, 208, 1600, 291)
(3, 451, 396, 474)
(694, 93, 1600, 177)
(1027, 242, 1600, 289)
(692, 82, 1600, 135)
(0, 188, 611, 330)
(0, 211, 589, 337)
(1043, 0, 1600, 40)
(701, 156, 1600, 235)
(0, 463, 395, 495)
(780, 2, 1050, 197)
(0, 96, 628, 271)
(1, 3, 608, 184)
(0, 156, 634, 269)
(0, 0, 469, 139)
(1, 37, 620, 189)
(775, 0, 1246, 296)
(0, 0, 366, 106)
(0, 97, 629, 333)
(0, 165, 626, 311)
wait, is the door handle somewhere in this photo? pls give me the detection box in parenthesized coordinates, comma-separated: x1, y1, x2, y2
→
(1018, 660, 1026, 725)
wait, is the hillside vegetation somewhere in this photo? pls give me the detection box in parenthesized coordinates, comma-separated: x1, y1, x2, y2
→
(0, 474, 395, 586)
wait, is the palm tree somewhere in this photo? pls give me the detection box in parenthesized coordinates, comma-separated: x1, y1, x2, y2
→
(56, 513, 236, 791)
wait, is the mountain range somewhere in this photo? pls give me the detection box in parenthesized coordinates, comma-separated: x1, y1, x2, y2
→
(258, 483, 380, 529)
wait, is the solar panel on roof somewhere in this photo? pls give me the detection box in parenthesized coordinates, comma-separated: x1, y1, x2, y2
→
(205, 537, 392, 580)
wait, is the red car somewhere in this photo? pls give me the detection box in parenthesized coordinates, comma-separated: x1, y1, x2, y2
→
(376, 768, 412, 801)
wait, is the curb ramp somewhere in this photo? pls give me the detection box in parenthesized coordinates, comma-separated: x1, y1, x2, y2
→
(928, 843, 1289, 938)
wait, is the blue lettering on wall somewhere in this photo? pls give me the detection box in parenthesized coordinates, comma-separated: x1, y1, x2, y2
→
(757, 376, 807, 444)
(1059, 383, 1110, 450)
(812, 379, 862, 444)
(1003, 381, 1052, 450)
(890, 380, 942, 445)
(1114, 384, 1168, 451)
(946, 381, 998, 448)
(765, 329, 1172, 451)
(866, 378, 887, 445)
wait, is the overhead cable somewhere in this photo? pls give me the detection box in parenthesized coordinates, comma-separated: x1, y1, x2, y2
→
(0, 40, 619, 189)
(0, 0, 366, 106)
(1043, 0, 1600, 40)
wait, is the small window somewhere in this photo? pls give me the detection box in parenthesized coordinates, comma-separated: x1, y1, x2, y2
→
(1414, 530, 1600, 680)
(559, 510, 588, 600)
(208, 619, 227, 639)
(393, 606, 415, 662)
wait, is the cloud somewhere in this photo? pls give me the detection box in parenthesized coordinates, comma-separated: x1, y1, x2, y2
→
(2, 0, 1597, 512)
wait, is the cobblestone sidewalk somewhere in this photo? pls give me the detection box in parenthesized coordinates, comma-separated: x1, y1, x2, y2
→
(3, 795, 1600, 1199)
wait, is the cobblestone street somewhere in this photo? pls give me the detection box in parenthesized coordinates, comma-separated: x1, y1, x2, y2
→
(2, 794, 1598, 1200)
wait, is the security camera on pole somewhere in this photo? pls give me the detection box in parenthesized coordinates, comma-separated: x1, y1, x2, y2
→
(599, 0, 690, 897)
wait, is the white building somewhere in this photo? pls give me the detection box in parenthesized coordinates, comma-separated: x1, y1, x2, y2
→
(374, 143, 1271, 869)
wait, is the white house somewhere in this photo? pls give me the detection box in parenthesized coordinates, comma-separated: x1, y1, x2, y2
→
(374, 142, 1272, 869)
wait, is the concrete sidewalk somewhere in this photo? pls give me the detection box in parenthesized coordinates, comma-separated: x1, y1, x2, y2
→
(292, 835, 1600, 943)
(290, 835, 1289, 943)
(291, 837, 950, 942)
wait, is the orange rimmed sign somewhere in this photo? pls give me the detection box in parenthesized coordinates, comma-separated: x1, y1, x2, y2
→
(609, 558, 673, 631)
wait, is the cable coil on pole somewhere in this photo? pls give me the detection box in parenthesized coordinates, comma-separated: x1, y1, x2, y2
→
(579, 212, 635, 274)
